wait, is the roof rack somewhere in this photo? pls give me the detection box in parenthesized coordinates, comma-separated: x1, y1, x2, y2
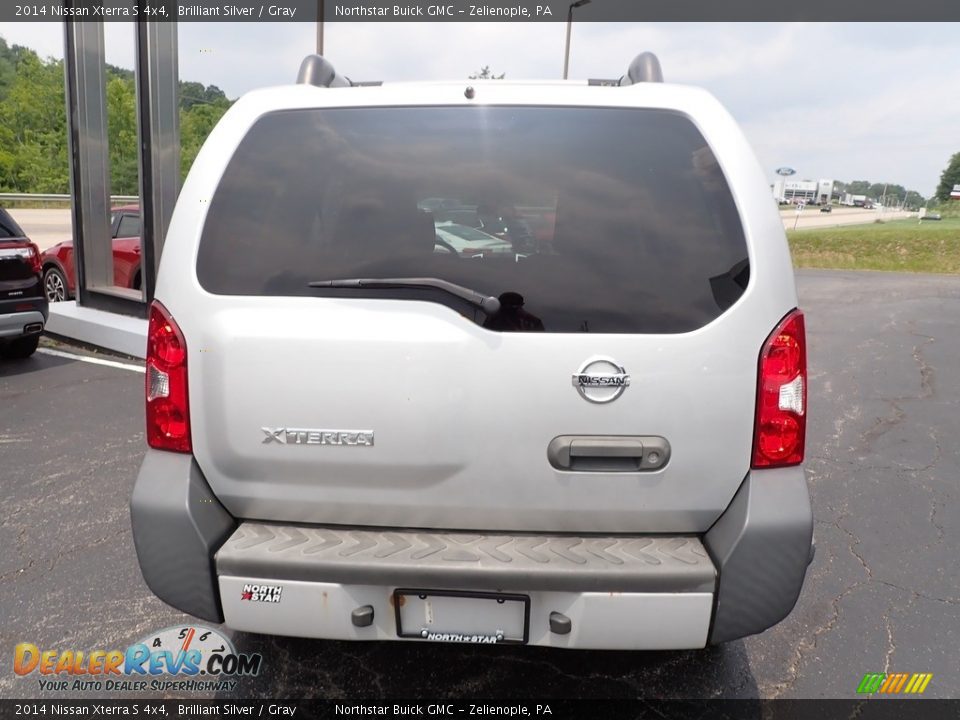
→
(296, 52, 660, 88)
(297, 55, 349, 87)
(619, 52, 664, 85)
(296, 54, 382, 88)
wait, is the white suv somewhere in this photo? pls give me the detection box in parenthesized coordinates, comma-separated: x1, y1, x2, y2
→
(131, 54, 813, 650)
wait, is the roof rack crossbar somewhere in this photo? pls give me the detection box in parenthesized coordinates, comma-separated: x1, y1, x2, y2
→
(297, 54, 351, 88)
(619, 52, 664, 85)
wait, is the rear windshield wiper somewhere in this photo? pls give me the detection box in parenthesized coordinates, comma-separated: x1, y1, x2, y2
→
(308, 277, 501, 316)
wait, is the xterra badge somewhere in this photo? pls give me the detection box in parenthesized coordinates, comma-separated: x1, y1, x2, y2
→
(261, 428, 374, 446)
(572, 357, 631, 404)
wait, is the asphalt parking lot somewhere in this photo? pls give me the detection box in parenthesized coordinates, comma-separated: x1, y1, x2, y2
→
(1, 269, 957, 701)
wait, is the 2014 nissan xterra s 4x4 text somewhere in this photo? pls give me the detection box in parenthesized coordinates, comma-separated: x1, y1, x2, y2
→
(131, 53, 813, 650)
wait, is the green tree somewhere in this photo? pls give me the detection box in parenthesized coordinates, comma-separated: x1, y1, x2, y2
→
(106, 76, 139, 195)
(0, 48, 68, 192)
(179, 81, 206, 110)
(0, 37, 17, 101)
(201, 85, 227, 104)
(845, 180, 871, 196)
(835, 179, 923, 207)
(0, 33, 236, 194)
(179, 100, 231, 180)
(935, 152, 960, 202)
(904, 191, 925, 209)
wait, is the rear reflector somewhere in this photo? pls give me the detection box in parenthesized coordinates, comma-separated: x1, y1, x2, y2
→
(145, 301, 191, 453)
(752, 309, 807, 468)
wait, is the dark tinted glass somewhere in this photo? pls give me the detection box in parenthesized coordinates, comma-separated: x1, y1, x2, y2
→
(0, 208, 26, 239)
(197, 107, 749, 333)
(116, 214, 141, 238)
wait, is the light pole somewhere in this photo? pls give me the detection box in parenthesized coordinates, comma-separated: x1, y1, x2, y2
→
(316, 0, 324, 55)
(562, 0, 591, 80)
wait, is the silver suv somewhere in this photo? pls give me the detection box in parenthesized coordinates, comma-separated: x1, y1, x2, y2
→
(131, 54, 813, 650)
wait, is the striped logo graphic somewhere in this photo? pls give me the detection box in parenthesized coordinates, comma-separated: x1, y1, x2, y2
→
(857, 673, 933, 695)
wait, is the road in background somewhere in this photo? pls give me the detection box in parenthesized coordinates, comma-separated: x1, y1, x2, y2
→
(783, 205, 912, 230)
(8, 206, 917, 252)
(7, 208, 73, 251)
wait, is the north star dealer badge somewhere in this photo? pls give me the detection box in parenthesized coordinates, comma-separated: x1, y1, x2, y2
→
(241, 584, 282, 603)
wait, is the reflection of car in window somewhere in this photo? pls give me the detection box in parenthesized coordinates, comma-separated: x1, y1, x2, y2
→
(475, 205, 535, 252)
(434, 222, 514, 256)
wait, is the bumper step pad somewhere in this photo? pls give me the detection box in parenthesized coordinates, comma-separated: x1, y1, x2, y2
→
(216, 522, 716, 593)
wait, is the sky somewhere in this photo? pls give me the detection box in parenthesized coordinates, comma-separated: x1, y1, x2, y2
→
(1, 21, 957, 196)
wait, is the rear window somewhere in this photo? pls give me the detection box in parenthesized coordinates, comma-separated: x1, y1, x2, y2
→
(197, 106, 749, 333)
(0, 208, 26, 239)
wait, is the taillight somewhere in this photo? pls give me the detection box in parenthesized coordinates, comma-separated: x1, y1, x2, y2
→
(752, 309, 806, 468)
(146, 301, 191, 453)
(26, 242, 41, 274)
(0, 242, 42, 274)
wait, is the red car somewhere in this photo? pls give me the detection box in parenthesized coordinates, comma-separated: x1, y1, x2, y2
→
(40, 205, 142, 301)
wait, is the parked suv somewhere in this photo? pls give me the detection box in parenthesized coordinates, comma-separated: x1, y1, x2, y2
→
(0, 207, 47, 359)
(131, 54, 813, 650)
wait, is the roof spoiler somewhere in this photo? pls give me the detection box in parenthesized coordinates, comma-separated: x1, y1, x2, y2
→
(618, 52, 664, 85)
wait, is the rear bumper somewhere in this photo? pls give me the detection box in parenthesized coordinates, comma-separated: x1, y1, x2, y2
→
(216, 524, 716, 650)
(704, 467, 814, 644)
(219, 578, 714, 650)
(130, 450, 812, 648)
(0, 308, 47, 339)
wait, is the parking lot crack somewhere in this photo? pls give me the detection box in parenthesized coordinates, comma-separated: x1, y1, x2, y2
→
(876, 580, 959, 606)
(859, 402, 905, 451)
(911, 431, 942, 472)
(907, 326, 935, 399)
(45, 527, 128, 574)
(836, 514, 872, 582)
(928, 496, 945, 546)
(769, 580, 868, 699)
(489, 650, 693, 696)
(772, 513, 876, 699)
(339, 648, 386, 697)
(0, 503, 26, 526)
(0, 558, 35, 581)
(881, 616, 896, 675)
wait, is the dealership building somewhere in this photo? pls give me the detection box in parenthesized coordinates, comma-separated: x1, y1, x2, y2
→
(772, 179, 835, 204)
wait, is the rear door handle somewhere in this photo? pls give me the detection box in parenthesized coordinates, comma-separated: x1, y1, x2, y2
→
(569, 437, 644, 458)
(547, 435, 670, 472)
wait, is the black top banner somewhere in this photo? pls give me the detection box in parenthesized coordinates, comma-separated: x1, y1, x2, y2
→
(4, 0, 960, 22)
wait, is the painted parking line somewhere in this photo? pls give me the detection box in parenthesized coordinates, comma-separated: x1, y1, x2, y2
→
(37, 347, 145, 374)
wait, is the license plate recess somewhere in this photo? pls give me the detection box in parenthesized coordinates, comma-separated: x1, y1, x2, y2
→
(393, 588, 530, 645)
